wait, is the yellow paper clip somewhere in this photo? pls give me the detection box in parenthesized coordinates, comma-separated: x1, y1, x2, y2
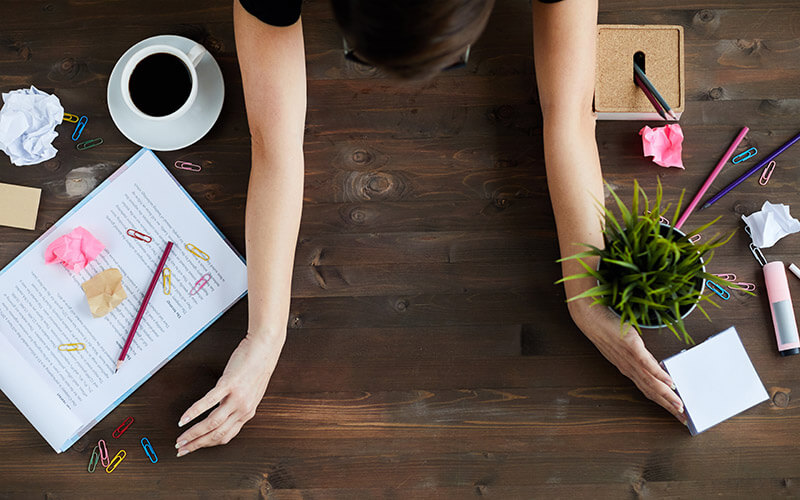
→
(76, 138, 103, 151)
(62, 113, 80, 123)
(189, 273, 211, 295)
(58, 343, 85, 351)
(163, 267, 171, 295)
(759, 160, 776, 186)
(185, 243, 209, 261)
(88, 445, 100, 473)
(106, 449, 126, 473)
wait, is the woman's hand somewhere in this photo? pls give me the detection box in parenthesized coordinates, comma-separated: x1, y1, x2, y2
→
(569, 299, 688, 425)
(174, 333, 283, 456)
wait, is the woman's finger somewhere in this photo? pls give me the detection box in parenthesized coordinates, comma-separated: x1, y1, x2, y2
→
(177, 415, 245, 456)
(178, 384, 228, 428)
(175, 399, 235, 451)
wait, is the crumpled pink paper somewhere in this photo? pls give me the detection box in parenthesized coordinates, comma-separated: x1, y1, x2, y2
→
(44, 226, 105, 272)
(639, 123, 684, 169)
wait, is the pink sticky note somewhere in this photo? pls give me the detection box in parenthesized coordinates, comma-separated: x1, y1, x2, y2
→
(44, 226, 105, 272)
(639, 124, 685, 169)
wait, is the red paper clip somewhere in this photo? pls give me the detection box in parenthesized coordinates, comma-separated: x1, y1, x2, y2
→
(175, 161, 202, 172)
(112, 416, 134, 438)
(189, 273, 212, 295)
(126, 229, 152, 243)
(98, 439, 110, 467)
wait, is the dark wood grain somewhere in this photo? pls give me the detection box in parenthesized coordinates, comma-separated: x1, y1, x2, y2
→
(2, 0, 800, 498)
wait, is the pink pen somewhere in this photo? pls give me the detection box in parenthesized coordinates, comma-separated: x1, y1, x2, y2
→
(763, 261, 800, 356)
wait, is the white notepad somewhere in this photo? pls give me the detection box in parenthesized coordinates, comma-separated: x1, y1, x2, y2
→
(661, 327, 768, 435)
(0, 149, 247, 452)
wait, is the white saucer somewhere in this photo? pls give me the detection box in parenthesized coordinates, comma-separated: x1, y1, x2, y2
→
(108, 35, 224, 151)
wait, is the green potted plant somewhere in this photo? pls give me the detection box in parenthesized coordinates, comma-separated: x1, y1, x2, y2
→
(558, 179, 737, 344)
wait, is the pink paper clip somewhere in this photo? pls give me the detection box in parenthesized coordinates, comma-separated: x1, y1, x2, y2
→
(189, 273, 212, 295)
(98, 439, 110, 467)
(126, 229, 152, 243)
(112, 416, 134, 438)
(688, 234, 701, 244)
(175, 161, 202, 172)
(714, 273, 737, 281)
(659, 215, 670, 225)
(731, 282, 756, 292)
(759, 161, 776, 186)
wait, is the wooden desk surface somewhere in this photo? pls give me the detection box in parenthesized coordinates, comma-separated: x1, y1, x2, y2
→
(1, 1, 800, 498)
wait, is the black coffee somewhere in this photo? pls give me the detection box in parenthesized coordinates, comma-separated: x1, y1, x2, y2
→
(128, 52, 192, 117)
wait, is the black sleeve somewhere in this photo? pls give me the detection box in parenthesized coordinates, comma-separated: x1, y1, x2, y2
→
(238, 0, 302, 27)
(537, 0, 564, 2)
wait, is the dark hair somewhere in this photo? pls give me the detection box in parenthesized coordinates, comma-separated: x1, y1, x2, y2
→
(331, 0, 495, 79)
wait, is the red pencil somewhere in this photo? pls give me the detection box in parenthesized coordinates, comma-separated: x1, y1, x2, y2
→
(116, 241, 173, 372)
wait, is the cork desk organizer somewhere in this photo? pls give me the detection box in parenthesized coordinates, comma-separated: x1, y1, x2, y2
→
(595, 24, 685, 120)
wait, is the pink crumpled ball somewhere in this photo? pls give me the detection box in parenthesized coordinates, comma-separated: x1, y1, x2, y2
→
(44, 226, 105, 272)
(639, 123, 684, 169)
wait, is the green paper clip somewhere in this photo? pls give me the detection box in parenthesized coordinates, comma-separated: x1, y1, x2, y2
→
(76, 138, 103, 150)
(88, 445, 100, 473)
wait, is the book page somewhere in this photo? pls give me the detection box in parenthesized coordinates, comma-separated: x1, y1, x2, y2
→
(661, 326, 768, 435)
(0, 149, 247, 451)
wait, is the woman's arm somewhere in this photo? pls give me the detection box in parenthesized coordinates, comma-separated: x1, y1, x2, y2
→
(174, 0, 307, 456)
(531, 0, 686, 423)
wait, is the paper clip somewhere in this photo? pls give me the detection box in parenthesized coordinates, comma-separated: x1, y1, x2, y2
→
(88, 445, 100, 473)
(58, 343, 85, 351)
(759, 160, 776, 186)
(190, 273, 211, 295)
(163, 267, 171, 295)
(185, 243, 210, 261)
(732, 147, 757, 164)
(127, 229, 152, 243)
(112, 416, 134, 438)
(749, 243, 768, 267)
(175, 160, 202, 172)
(731, 282, 757, 292)
(706, 281, 730, 300)
(76, 138, 103, 150)
(106, 450, 126, 473)
(714, 273, 737, 281)
(688, 234, 701, 244)
(141, 437, 158, 463)
(98, 439, 110, 467)
(62, 113, 80, 123)
(71, 115, 88, 141)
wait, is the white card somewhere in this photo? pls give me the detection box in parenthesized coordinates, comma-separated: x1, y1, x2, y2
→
(661, 326, 768, 435)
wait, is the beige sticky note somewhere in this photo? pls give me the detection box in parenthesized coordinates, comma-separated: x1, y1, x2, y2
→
(0, 182, 41, 230)
(81, 268, 127, 318)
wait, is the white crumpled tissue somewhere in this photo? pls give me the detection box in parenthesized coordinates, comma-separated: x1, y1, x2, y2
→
(742, 201, 800, 248)
(0, 86, 64, 166)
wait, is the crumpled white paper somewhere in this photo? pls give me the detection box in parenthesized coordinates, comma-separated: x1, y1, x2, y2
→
(742, 201, 800, 248)
(0, 86, 64, 166)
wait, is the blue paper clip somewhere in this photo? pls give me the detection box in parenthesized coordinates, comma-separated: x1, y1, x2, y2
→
(732, 147, 757, 164)
(707, 281, 730, 300)
(141, 437, 158, 463)
(76, 138, 103, 150)
(72, 115, 88, 141)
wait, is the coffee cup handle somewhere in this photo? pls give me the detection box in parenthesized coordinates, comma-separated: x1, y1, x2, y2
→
(186, 44, 206, 67)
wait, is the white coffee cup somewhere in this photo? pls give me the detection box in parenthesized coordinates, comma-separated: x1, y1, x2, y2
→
(120, 42, 206, 121)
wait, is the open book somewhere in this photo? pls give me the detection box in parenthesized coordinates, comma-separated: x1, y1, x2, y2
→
(0, 149, 247, 452)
